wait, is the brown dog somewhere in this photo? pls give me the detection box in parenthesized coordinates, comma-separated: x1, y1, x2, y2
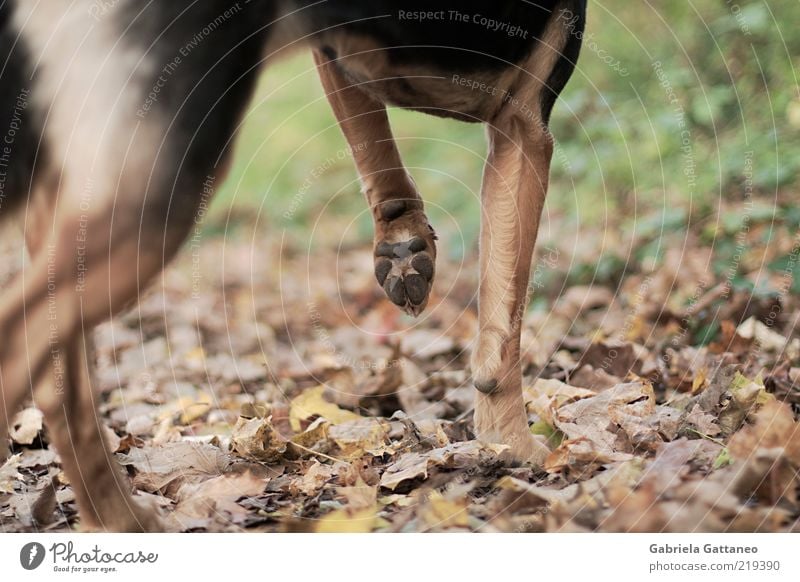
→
(0, 0, 584, 530)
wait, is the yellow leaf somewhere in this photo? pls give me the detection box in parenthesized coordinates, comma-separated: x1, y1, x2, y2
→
(338, 477, 377, 510)
(316, 506, 378, 533)
(691, 367, 708, 394)
(419, 491, 469, 529)
(157, 396, 194, 422)
(329, 418, 388, 459)
(180, 393, 213, 424)
(185, 346, 206, 363)
(290, 386, 362, 432)
(290, 417, 329, 449)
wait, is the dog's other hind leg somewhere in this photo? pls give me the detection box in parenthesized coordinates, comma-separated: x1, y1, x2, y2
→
(314, 49, 436, 316)
(0, 0, 276, 529)
(470, 7, 583, 465)
(470, 113, 553, 465)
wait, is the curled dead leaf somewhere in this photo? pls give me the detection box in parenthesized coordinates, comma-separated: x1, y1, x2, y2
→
(230, 416, 287, 463)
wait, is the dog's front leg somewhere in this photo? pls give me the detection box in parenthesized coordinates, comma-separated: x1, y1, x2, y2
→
(471, 112, 553, 465)
(313, 50, 437, 316)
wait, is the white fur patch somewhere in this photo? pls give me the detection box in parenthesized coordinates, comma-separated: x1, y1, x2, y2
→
(12, 1, 156, 212)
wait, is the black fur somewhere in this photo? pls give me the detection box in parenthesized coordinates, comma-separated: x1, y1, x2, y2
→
(540, 0, 585, 124)
(297, 0, 564, 72)
(118, 1, 276, 232)
(0, 0, 43, 218)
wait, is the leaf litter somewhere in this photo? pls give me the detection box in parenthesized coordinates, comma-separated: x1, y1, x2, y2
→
(1, 204, 800, 532)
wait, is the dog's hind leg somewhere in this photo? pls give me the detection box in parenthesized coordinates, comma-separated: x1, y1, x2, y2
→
(3, 192, 191, 530)
(314, 50, 436, 316)
(470, 7, 583, 464)
(0, 0, 275, 529)
(470, 111, 553, 465)
(18, 197, 161, 531)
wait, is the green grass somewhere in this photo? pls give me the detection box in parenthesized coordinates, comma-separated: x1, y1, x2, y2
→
(210, 0, 800, 251)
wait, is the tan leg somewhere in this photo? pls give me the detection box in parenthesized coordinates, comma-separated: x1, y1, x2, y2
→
(38, 337, 161, 531)
(471, 111, 554, 465)
(25, 216, 157, 531)
(314, 50, 437, 316)
(3, 199, 172, 531)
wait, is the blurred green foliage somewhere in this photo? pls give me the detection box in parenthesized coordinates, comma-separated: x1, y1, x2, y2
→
(211, 0, 799, 254)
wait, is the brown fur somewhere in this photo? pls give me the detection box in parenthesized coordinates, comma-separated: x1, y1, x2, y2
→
(0, 2, 573, 530)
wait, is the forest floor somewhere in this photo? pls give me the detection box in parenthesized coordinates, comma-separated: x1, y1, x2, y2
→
(2, 199, 799, 532)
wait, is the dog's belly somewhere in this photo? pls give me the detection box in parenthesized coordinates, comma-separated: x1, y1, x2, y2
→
(318, 40, 519, 123)
(343, 65, 511, 123)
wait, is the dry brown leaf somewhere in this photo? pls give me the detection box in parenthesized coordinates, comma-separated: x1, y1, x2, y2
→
(338, 476, 378, 510)
(0, 454, 22, 494)
(329, 418, 388, 458)
(230, 416, 287, 462)
(718, 372, 770, 436)
(289, 461, 335, 496)
(552, 381, 655, 461)
(577, 340, 638, 379)
(170, 471, 265, 529)
(290, 417, 329, 451)
(684, 404, 721, 437)
(737, 316, 800, 356)
(545, 438, 634, 474)
(727, 400, 800, 505)
(569, 365, 621, 391)
(379, 452, 429, 491)
(117, 441, 231, 493)
(380, 441, 507, 491)
(524, 378, 595, 424)
(729, 400, 800, 465)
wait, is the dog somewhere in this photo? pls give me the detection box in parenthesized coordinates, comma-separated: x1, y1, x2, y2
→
(0, 0, 584, 531)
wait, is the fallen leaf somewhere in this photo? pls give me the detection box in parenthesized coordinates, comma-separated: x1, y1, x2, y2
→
(576, 340, 638, 379)
(737, 316, 800, 357)
(230, 416, 287, 462)
(419, 491, 469, 530)
(171, 471, 265, 529)
(329, 418, 388, 458)
(289, 461, 335, 496)
(718, 372, 770, 435)
(338, 477, 377, 510)
(729, 400, 800, 465)
(315, 505, 378, 532)
(289, 386, 362, 432)
(379, 452, 429, 491)
(552, 381, 655, 459)
(9, 408, 43, 445)
(117, 441, 231, 493)
(684, 404, 721, 437)
(524, 378, 595, 424)
(0, 454, 22, 494)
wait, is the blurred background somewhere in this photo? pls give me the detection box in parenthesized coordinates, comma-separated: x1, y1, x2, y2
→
(209, 0, 799, 292)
